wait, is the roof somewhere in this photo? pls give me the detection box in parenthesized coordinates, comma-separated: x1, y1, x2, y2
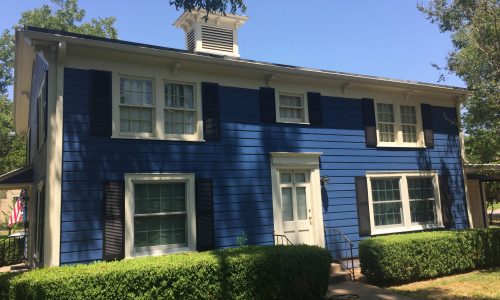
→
(465, 164, 500, 181)
(22, 26, 468, 94)
(0, 167, 33, 188)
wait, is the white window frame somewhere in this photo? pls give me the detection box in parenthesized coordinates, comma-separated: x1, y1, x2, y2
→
(124, 173, 196, 258)
(366, 171, 443, 235)
(112, 74, 203, 141)
(374, 100, 424, 148)
(275, 91, 309, 124)
(163, 80, 202, 140)
(117, 75, 156, 138)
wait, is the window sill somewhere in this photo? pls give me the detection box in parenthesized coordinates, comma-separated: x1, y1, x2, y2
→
(112, 134, 205, 142)
(376, 143, 426, 149)
(371, 224, 444, 236)
(130, 246, 193, 258)
(276, 120, 311, 125)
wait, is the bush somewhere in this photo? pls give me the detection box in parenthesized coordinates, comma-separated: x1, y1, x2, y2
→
(359, 228, 500, 285)
(0, 245, 331, 300)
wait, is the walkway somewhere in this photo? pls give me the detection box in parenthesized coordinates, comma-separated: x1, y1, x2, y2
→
(326, 281, 417, 300)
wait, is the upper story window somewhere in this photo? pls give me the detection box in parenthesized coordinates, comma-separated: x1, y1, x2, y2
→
(119, 77, 154, 134)
(116, 74, 202, 141)
(375, 102, 422, 147)
(277, 93, 308, 124)
(367, 172, 442, 235)
(165, 83, 196, 135)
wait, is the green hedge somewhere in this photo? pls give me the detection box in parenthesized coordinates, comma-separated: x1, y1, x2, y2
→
(359, 228, 500, 285)
(0, 245, 331, 300)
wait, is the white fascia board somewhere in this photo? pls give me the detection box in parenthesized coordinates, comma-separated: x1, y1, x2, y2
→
(22, 30, 469, 98)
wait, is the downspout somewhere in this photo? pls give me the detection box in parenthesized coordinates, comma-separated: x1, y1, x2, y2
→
(456, 95, 474, 228)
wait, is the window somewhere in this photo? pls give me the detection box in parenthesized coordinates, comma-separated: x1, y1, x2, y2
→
(37, 75, 47, 150)
(125, 174, 196, 257)
(119, 77, 154, 134)
(367, 172, 442, 235)
(375, 102, 423, 147)
(164, 82, 196, 135)
(115, 74, 202, 141)
(277, 93, 308, 123)
(279, 171, 309, 222)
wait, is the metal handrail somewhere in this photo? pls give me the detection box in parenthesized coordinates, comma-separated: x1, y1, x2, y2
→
(324, 226, 355, 280)
(273, 232, 294, 246)
(0, 235, 26, 267)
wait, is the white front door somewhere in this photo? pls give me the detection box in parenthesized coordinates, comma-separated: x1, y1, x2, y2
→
(279, 170, 314, 245)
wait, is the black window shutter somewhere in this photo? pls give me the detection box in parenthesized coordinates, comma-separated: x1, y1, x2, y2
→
(439, 175, 453, 229)
(195, 179, 214, 251)
(361, 98, 377, 147)
(44, 70, 48, 142)
(260, 87, 276, 123)
(307, 92, 322, 127)
(202, 82, 221, 141)
(355, 176, 371, 236)
(421, 104, 434, 148)
(89, 70, 112, 137)
(103, 180, 125, 261)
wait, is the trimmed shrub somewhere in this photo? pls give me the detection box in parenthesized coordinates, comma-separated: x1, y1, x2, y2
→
(0, 245, 331, 300)
(359, 228, 500, 285)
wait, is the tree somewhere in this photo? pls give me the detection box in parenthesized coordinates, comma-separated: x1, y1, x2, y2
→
(0, 0, 118, 174)
(418, 0, 500, 164)
(169, 0, 246, 17)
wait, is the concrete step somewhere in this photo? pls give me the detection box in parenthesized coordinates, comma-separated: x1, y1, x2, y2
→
(329, 270, 352, 284)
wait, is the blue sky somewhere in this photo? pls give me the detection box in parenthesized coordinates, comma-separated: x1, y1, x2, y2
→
(2, 0, 464, 88)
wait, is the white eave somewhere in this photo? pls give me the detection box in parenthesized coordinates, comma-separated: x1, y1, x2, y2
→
(14, 29, 35, 135)
(19, 28, 470, 105)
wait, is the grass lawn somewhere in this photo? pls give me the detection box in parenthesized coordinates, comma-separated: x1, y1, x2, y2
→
(389, 268, 500, 300)
(487, 202, 500, 212)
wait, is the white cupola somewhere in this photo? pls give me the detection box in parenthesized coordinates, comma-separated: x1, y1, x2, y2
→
(174, 10, 248, 58)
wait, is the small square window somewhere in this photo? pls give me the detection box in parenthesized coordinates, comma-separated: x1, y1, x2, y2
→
(375, 102, 422, 147)
(277, 93, 307, 123)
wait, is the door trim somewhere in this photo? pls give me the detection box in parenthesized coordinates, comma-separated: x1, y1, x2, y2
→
(270, 152, 324, 247)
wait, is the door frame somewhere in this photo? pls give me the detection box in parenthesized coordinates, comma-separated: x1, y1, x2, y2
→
(270, 152, 325, 247)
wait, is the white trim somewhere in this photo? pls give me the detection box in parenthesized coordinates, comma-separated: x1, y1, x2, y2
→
(43, 41, 65, 266)
(34, 180, 44, 264)
(112, 72, 204, 141)
(366, 171, 443, 235)
(275, 91, 309, 124)
(270, 152, 324, 247)
(374, 99, 425, 148)
(124, 173, 196, 258)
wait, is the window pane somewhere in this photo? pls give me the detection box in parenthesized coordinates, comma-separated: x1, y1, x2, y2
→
(371, 179, 401, 202)
(377, 103, 395, 123)
(281, 187, 293, 221)
(120, 107, 153, 133)
(120, 78, 153, 106)
(408, 178, 436, 223)
(373, 202, 403, 226)
(402, 124, 417, 143)
(280, 173, 292, 183)
(135, 183, 186, 214)
(378, 124, 395, 142)
(165, 83, 194, 109)
(279, 95, 304, 121)
(134, 215, 186, 247)
(295, 172, 307, 183)
(164, 110, 195, 135)
(296, 187, 307, 220)
(400, 105, 416, 124)
(160, 183, 186, 213)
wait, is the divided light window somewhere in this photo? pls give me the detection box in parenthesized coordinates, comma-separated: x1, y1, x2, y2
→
(119, 77, 154, 134)
(367, 172, 441, 234)
(375, 102, 421, 146)
(165, 83, 196, 135)
(277, 93, 307, 123)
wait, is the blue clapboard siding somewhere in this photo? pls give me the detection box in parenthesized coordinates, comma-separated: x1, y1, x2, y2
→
(60, 67, 468, 264)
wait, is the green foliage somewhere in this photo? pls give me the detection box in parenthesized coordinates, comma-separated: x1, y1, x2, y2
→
(359, 229, 500, 285)
(169, 0, 246, 18)
(0, 245, 331, 300)
(0, 0, 119, 175)
(418, 0, 500, 164)
(0, 96, 25, 175)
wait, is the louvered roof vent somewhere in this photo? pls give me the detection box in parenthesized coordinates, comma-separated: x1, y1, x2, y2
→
(174, 10, 248, 58)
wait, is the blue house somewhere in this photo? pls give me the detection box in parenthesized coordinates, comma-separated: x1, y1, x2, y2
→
(1, 11, 473, 268)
